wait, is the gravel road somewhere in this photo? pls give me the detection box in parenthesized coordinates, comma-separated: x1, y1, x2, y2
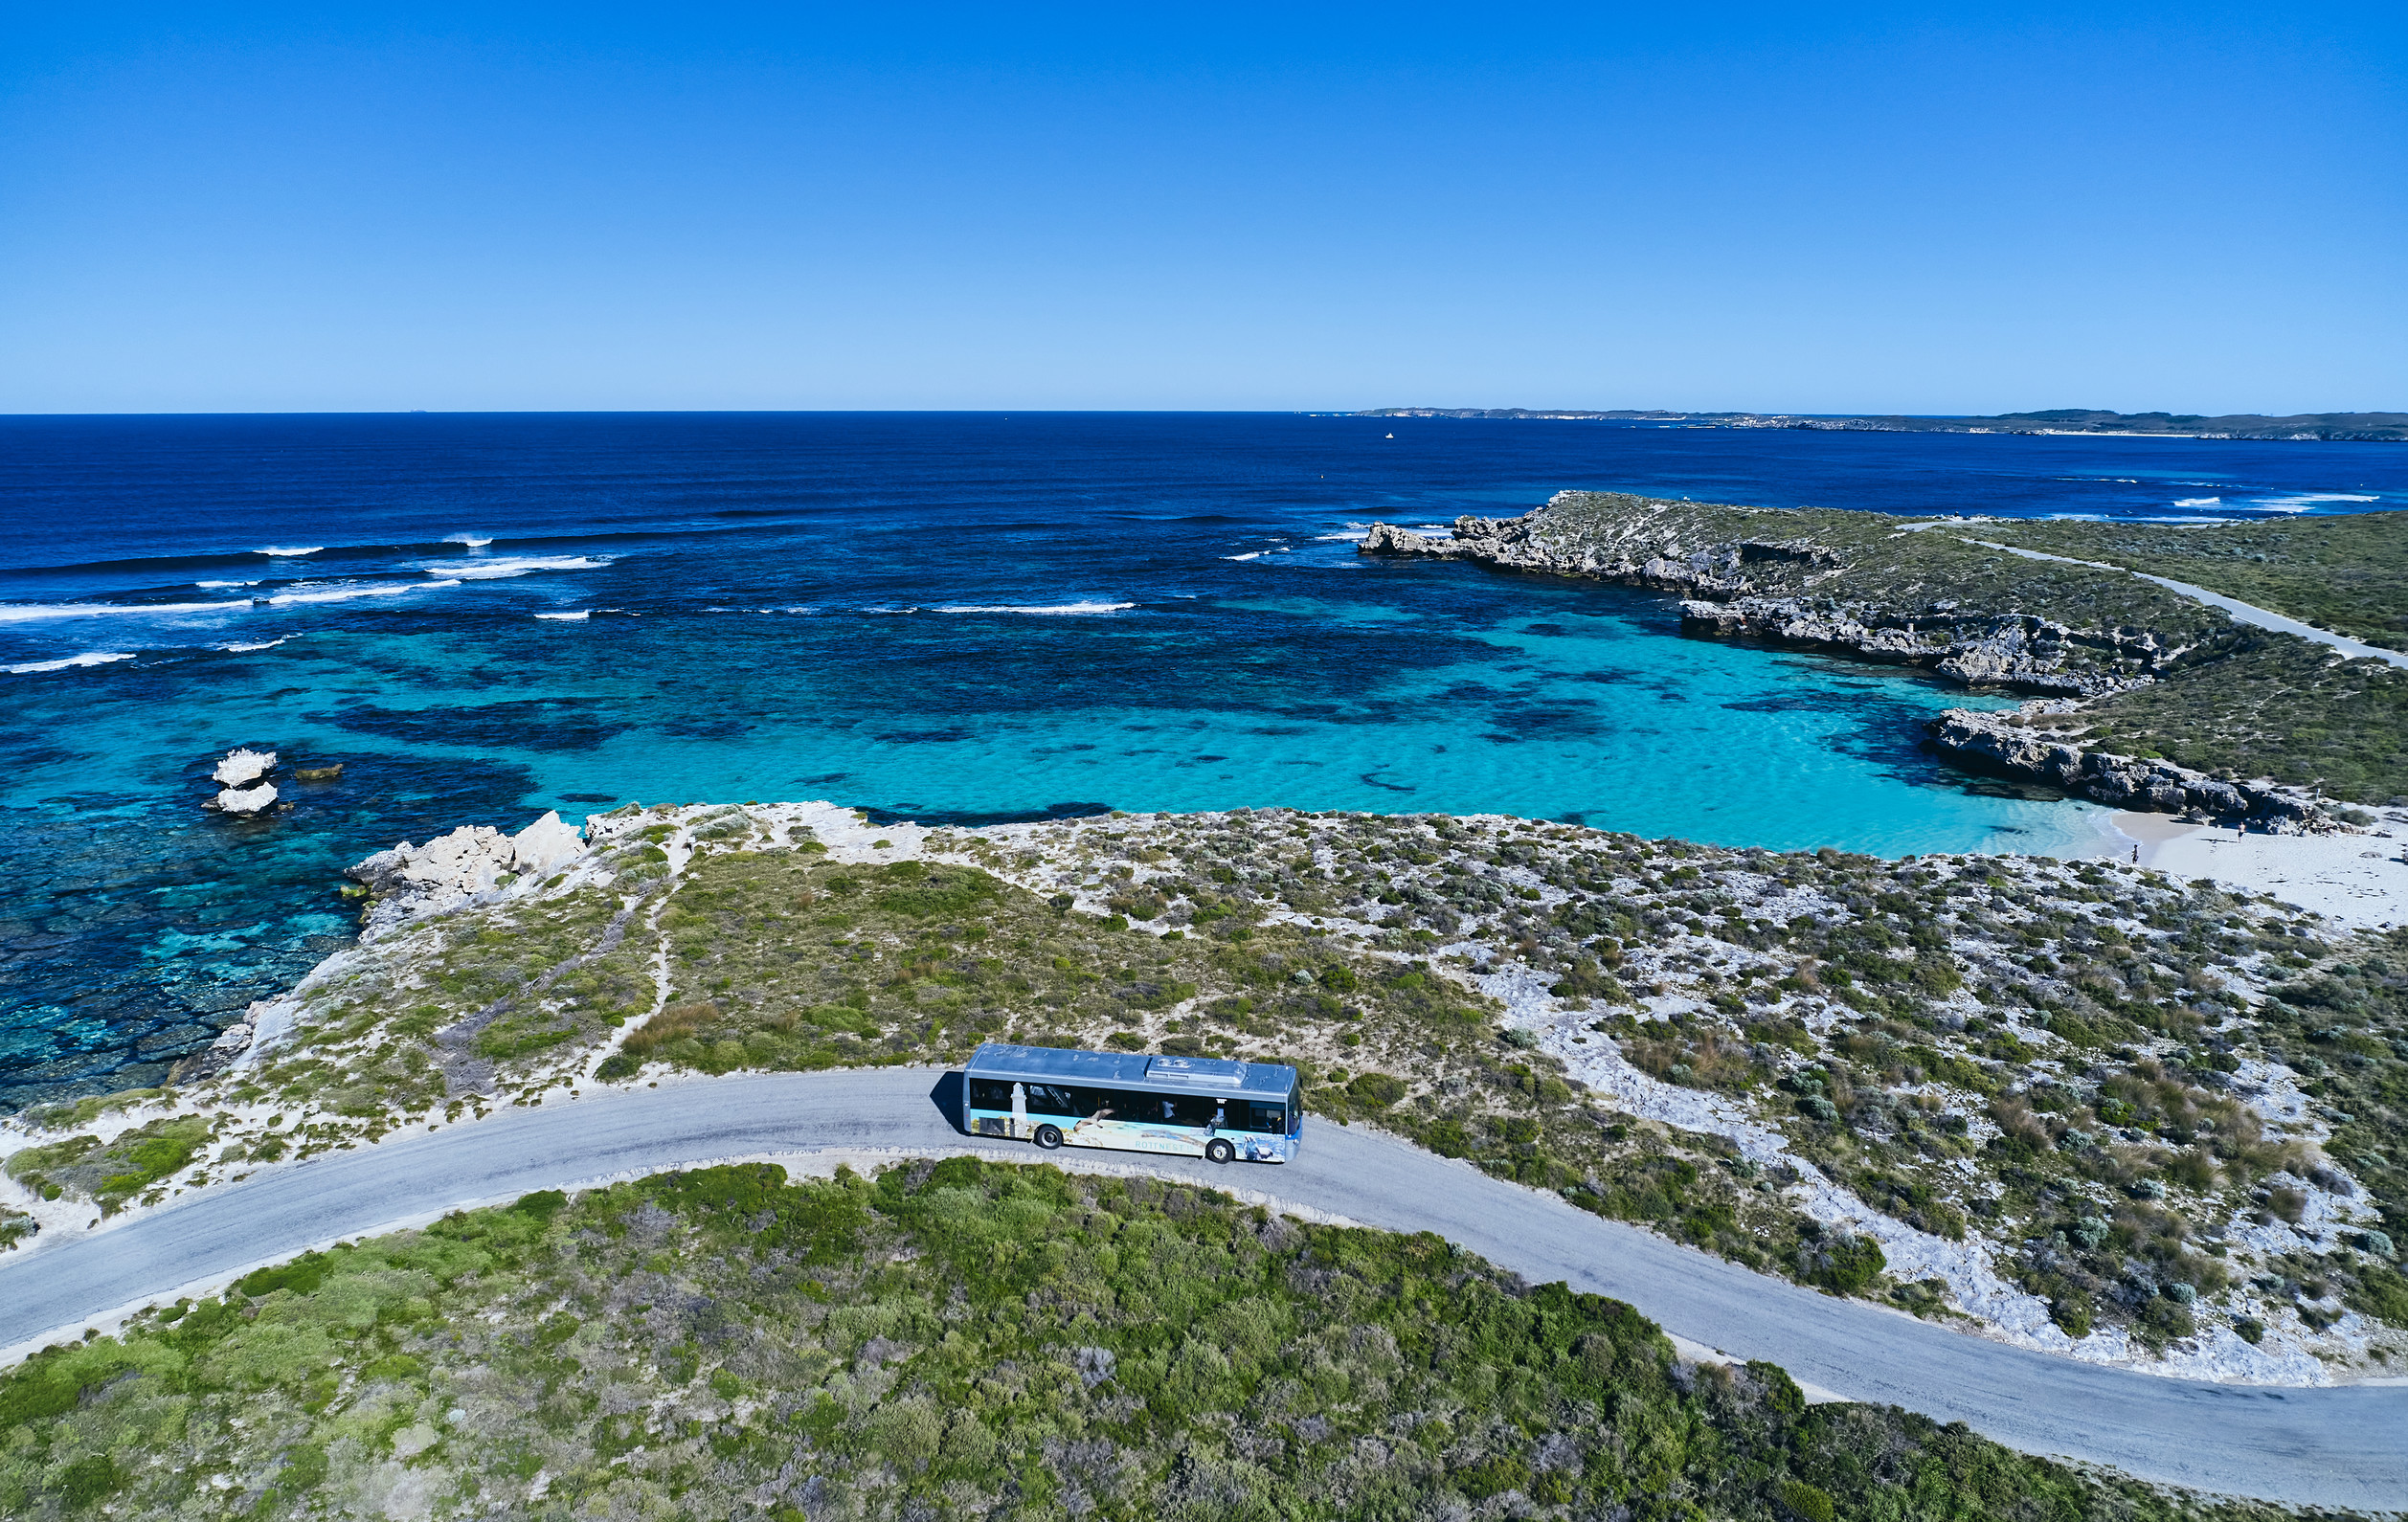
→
(3, 1069, 2401, 1509)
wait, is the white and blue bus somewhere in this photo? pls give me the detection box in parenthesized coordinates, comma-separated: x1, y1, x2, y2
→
(962, 1041, 1302, 1164)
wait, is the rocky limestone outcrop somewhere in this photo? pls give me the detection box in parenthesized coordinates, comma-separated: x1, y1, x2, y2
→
(214, 781, 279, 815)
(1363, 504, 2168, 697)
(1679, 599, 2171, 698)
(1362, 495, 1779, 586)
(208, 748, 281, 815)
(213, 748, 277, 786)
(1362, 509, 1838, 595)
(347, 810, 591, 939)
(1924, 709, 2331, 832)
(170, 1002, 267, 1084)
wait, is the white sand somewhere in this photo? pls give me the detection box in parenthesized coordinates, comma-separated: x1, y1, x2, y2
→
(2109, 810, 2408, 929)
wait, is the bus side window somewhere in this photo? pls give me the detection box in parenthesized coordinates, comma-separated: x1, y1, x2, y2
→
(1025, 1085, 1080, 1116)
(968, 1079, 1013, 1109)
(1163, 1094, 1217, 1128)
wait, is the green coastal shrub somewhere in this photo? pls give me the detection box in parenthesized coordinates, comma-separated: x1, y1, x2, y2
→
(5, 1116, 213, 1214)
(1778, 1477, 1837, 1522)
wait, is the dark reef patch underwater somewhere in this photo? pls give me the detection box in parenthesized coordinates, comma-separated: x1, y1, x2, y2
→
(3, 412, 2403, 1108)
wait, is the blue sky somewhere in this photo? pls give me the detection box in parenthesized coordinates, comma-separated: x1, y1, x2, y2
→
(3, 4, 2401, 414)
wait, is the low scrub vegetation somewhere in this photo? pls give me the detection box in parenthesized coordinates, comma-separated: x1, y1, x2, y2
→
(1987, 511, 2408, 655)
(0, 1161, 2315, 1522)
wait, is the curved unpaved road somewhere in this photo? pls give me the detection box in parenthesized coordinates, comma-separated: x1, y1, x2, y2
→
(3, 1071, 2402, 1510)
(1961, 537, 2408, 670)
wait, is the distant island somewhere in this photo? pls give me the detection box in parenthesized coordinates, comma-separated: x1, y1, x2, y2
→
(1357, 407, 2408, 442)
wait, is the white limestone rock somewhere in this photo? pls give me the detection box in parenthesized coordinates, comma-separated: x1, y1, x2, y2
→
(212, 748, 278, 787)
(347, 812, 590, 940)
(214, 781, 279, 815)
(510, 811, 586, 875)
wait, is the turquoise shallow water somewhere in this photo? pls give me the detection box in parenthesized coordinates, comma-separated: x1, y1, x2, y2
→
(24, 412, 2395, 1103)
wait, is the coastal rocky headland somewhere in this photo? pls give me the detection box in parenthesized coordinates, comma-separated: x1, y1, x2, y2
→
(1362, 493, 2408, 828)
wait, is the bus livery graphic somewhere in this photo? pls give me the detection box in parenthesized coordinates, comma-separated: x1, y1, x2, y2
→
(961, 1041, 1302, 1165)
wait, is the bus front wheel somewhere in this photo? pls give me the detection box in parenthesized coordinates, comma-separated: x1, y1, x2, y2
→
(1205, 1138, 1236, 1164)
(1034, 1125, 1064, 1150)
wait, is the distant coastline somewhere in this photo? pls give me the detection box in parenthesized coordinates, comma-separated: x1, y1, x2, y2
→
(1356, 407, 2408, 443)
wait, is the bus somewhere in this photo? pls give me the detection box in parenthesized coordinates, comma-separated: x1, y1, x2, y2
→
(961, 1041, 1302, 1164)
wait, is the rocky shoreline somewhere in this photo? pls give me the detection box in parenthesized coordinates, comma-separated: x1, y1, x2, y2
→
(1925, 711, 2327, 830)
(1360, 507, 2180, 698)
(1361, 498, 2345, 834)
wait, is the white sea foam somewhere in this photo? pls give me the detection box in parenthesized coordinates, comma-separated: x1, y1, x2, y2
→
(219, 638, 289, 652)
(2249, 492, 2380, 513)
(2172, 497, 2222, 507)
(534, 610, 591, 621)
(195, 580, 259, 589)
(1313, 530, 1369, 542)
(263, 579, 459, 606)
(444, 533, 495, 548)
(934, 601, 1135, 616)
(1224, 551, 1264, 562)
(7, 650, 135, 674)
(428, 554, 612, 581)
(256, 546, 325, 557)
(0, 599, 237, 623)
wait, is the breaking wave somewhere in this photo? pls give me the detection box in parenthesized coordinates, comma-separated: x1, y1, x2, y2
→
(262, 579, 460, 606)
(2249, 493, 2380, 513)
(0, 599, 237, 623)
(431, 555, 613, 580)
(7, 650, 135, 674)
(933, 601, 1136, 616)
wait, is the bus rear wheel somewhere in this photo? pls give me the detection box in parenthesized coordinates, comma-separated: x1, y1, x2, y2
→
(1205, 1138, 1236, 1164)
(1034, 1125, 1064, 1150)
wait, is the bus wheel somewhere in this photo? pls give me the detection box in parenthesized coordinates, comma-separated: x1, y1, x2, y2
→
(1035, 1125, 1064, 1150)
(1205, 1138, 1236, 1164)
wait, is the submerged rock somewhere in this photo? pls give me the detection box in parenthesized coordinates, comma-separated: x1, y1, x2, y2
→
(293, 763, 344, 782)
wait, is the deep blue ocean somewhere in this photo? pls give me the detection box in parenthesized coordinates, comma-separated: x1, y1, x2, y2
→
(5, 412, 2404, 1108)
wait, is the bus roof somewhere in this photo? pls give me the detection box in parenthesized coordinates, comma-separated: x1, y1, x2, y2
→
(966, 1041, 1295, 1098)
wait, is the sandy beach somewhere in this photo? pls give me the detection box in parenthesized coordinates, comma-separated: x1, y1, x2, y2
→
(2107, 809, 2408, 930)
